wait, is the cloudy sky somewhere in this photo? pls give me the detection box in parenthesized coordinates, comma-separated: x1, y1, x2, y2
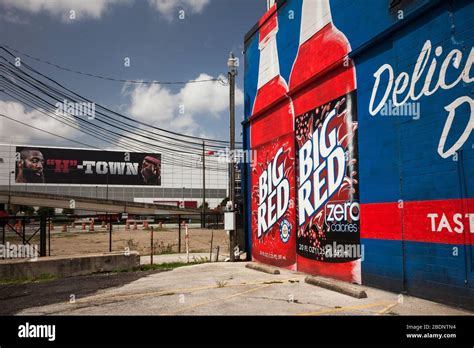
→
(0, 0, 266, 147)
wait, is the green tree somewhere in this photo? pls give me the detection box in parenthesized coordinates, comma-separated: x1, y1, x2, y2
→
(37, 207, 55, 217)
(62, 208, 75, 215)
(199, 201, 209, 209)
(219, 197, 229, 207)
(215, 197, 230, 211)
(19, 205, 35, 216)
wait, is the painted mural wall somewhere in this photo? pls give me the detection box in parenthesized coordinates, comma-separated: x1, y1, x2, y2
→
(243, 0, 474, 309)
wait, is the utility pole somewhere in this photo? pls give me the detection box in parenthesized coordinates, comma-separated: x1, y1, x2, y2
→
(228, 52, 238, 262)
(202, 140, 206, 228)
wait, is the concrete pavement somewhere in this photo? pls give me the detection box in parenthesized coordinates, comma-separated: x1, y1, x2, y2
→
(17, 262, 473, 316)
(140, 252, 227, 264)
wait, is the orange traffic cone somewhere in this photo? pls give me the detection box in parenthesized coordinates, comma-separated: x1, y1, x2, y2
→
(89, 219, 95, 232)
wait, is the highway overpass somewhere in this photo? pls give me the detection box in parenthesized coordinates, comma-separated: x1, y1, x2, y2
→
(0, 191, 200, 215)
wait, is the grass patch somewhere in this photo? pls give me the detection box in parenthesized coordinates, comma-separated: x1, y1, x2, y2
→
(216, 280, 227, 288)
(112, 259, 209, 274)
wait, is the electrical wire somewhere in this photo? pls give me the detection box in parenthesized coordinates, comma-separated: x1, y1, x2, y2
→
(0, 113, 99, 149)
(1, 44, 228, 86)
(0, 45, 241, 145)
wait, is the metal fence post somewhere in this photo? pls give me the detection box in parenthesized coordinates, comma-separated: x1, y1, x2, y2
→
(178, 215, 181, 253)
(2, 221, 5, 259)
(40, 216, 46, 257)
(150, 226, 154, 265)
(22, 217, 25, 245)
(109, 214, 112, 252)
(48, 217, 51, 256)
(209, 229, 214, 262)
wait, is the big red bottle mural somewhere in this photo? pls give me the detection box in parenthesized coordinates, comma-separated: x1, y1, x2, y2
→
(245, 0, 474, 308)
(249, 0, 361, 281)
(250, 4, 297, 269)
(250, 0, 361, 282)
(289, 0, 361, 283)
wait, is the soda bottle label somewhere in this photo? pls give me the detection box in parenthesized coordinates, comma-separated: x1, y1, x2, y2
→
(295, 91, 360, 263)
(251, 132, 296, 268)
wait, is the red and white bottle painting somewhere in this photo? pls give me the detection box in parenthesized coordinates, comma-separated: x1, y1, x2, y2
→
(289, 0, 361, 283)
(250, 4, 297, 269)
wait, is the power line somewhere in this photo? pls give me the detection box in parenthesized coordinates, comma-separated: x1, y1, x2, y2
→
(0, 50, 236, 172)
(1, 44, 229, 86)
(0, 63, 234, 165)
(0, 47, 242, 146)
(0, 59, 230, 152)
(0, 113, 100, 149)
(0, 89, 228, 172)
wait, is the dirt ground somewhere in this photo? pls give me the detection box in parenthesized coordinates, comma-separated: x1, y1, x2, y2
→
(5, 225, 230, 257)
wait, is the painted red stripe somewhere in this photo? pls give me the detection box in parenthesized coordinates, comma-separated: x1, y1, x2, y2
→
(258, 4, 278, 44)
(361, 198, 474, 245)
(360, 202, 401, 240)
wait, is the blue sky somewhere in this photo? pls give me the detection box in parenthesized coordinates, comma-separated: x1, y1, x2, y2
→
(0, 0, 266, 147)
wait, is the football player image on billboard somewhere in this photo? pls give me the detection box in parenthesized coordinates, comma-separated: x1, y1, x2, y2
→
(15, 148, 45, 184)
(14, 147, 162, 186)
(141, 155, 161, 185)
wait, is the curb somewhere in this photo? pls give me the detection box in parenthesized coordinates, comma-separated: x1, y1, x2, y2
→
(305, 276, 367, 299)
(245, 262, 280, 275)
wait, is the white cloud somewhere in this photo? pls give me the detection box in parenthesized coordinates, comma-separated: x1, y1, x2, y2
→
(0, 0, 210, 22)
(123, 73, 243, 136)
(180, 73, 244, 117)
(148, 0, 210, 18)
(0, 10, 30, 25)
(0, 0, 129, 22)
(126, 84, 176, 123)
(0, 101, 77, 144)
